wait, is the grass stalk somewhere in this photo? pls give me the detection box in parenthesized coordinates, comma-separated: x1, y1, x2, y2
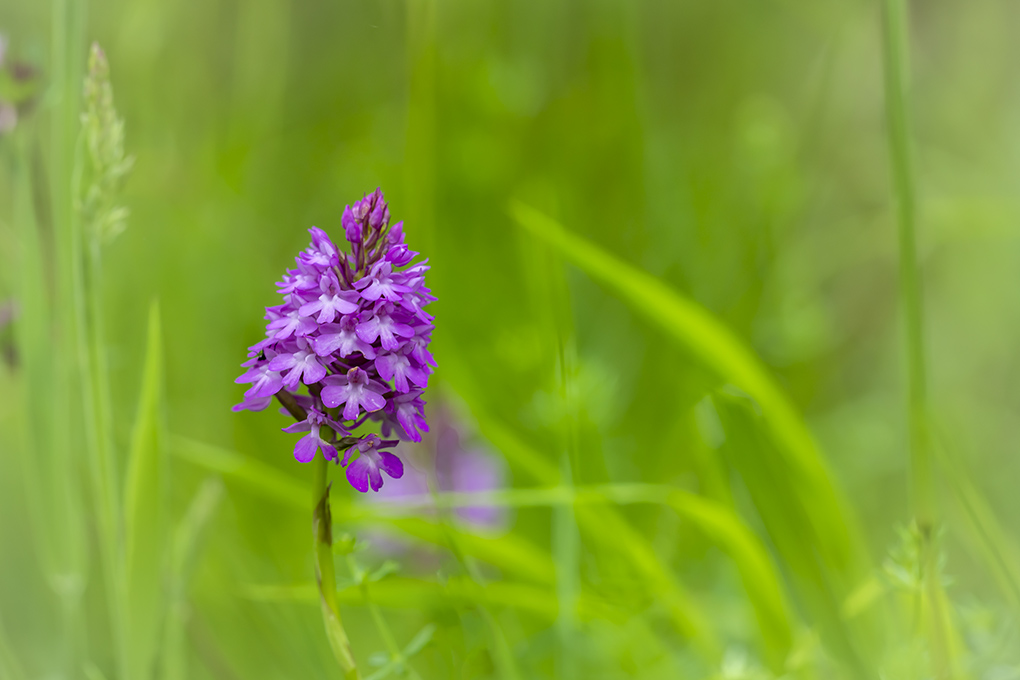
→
(880, 2, 961, 677)
(551, 265, 580, 680)
(880, 0, 931, 530)
(49, 0, 92, 676)
(313, 456, 361, 679)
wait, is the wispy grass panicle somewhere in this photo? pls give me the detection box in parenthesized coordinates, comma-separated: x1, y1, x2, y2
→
(78, 42, 134, 244)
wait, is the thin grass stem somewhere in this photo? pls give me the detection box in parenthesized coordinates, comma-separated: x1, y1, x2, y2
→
(880, 0, 932, 530)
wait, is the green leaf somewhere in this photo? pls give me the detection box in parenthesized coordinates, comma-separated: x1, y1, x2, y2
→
(122, 301, 169, 680)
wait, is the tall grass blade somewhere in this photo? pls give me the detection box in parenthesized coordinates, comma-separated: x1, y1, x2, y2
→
(163, 477, 224, 680)
(122, 301, 169, 680)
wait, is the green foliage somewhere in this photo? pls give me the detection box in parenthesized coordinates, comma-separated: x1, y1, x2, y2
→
(2, 0, 1020, 678)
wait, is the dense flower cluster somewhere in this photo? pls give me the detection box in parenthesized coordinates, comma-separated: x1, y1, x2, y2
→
(234, 189, 435, 492)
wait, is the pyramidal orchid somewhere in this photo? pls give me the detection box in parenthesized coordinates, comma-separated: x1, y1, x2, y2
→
(234, 189, 435, 493)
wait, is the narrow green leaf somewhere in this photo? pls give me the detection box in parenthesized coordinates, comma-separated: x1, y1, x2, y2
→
(241, 576, 617, 623)
(401, 623, 437, 657)
(357, 518, 555, 586)
(171, 437, 556, 585)
(122, 301, 168, 680)
(162, 477, 224, 680)
(170, 436, 307, 509)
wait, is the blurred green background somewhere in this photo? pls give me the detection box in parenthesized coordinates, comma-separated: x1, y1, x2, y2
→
(2, 0, 1020, 678)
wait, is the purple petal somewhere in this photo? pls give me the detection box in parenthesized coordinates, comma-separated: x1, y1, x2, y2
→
(361, 389, 387, 413)
(346, 457, 372, 493)
(377, 451, 403, 480)
(342, 398, 361, 422)
(294, 435, 318, 463)
(321, 384, 349, 409)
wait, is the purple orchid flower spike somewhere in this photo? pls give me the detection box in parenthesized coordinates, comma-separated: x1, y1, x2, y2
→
(233, 188, 434, 492)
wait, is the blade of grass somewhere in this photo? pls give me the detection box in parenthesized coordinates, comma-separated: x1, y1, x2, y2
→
(122, 302, 168, 680)
(666, 491, 793, 671)
(240, 576, 618, 623)
(170, 437, 554, 584)
(162, 477, 224, 680)
(170, 436, 306, 508)
(354, 518, 555, 586)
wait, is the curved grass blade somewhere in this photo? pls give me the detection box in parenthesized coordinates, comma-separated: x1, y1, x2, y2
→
(241, 576, 618, 623)
(712, 391, 877, 678)
(508, 201, 865, 577)
(666, 491, 793, 671)
(170, 438, 554, 585)
(122, 301, 169, 680)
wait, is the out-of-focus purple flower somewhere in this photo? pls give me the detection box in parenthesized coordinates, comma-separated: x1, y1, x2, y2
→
(233, 189, 435, 491)
(435, 426, 507, 527)
(372, 407, 507, 530)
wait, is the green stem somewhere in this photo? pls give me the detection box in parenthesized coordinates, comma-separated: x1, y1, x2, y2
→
(881, 3, 958, 677)
(313, 457, 360, 679)
(880, 0, 932, 530)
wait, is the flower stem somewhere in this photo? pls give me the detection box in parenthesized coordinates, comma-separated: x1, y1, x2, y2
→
(312, 456, 360, 679)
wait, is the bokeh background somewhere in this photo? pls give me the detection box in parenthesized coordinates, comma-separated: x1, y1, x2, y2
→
(2, 0, 1020, 678)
